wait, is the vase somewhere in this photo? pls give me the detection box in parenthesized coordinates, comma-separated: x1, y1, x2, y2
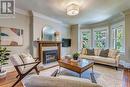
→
(0, 70, 7, 79)
(73, 57, 78, 60)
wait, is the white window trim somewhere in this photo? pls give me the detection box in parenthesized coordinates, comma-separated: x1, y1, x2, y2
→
(93, 26, 109, 49)
(111, 21, 125, 52)
(80, 29, 92, 49)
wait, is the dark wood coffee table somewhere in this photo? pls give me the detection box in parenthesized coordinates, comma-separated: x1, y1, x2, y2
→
(58, 59, 94, 77)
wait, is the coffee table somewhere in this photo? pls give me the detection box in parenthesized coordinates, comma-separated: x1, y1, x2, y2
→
(58, 59, 94, 77)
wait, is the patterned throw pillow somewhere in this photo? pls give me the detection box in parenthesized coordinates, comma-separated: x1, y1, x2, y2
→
(86, 49, 94, 55)
(99, 49, 109, 57)
(19, 52, 35, 64)
(94, 48, 101, 56)
(81, 48, 87, 55)
(108, 49, 118, 58)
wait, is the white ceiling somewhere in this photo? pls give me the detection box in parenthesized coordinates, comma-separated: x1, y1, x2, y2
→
(16, 0, 130, 25)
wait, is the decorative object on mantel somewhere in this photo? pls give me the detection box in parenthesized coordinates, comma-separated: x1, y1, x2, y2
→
(37, 37, 41, 41)
(41, 26, 55, 41)
(54, 32, 60, 41)
(0, 46, 10, 78)
(0, 26, 23, 46)
(72, 52, 80, 60)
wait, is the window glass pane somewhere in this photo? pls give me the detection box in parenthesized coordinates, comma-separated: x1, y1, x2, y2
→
(80, 30, 91, 48)
(112, 24, 125, 52)
(93, 27, 109, 49)
(116, 28, 122, 50)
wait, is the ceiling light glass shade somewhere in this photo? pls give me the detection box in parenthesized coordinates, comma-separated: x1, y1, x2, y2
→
(67, 4, 79, 16)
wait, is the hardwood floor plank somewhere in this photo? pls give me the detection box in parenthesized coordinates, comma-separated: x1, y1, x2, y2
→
(123, 69, 130, 87)
(0, 71, 23, 87)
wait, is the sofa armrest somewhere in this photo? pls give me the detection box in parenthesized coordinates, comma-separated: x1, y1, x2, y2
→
(115, 54, 120, 66)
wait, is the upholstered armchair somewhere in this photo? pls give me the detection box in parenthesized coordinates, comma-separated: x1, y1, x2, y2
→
(10, 53, 40, 87)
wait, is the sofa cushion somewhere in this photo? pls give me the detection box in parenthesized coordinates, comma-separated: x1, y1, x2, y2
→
(94, 56, 116, 64)
(99, 49, 109, 57)
(57, 76, 91, 83)
(108, 49, 118, 58)
(24, 75, 102, 87)
(80, 55, 94, 60)
(94, 48, 101, 56)
(87, 49, 94, 55)
(81, 48, 87, 55)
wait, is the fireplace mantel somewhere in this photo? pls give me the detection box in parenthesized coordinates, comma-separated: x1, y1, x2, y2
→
(35, 41, 61, 62)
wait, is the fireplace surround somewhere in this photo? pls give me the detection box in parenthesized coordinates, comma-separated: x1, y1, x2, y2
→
(43, 50, 58, 64)
(35, 41, 61, 64)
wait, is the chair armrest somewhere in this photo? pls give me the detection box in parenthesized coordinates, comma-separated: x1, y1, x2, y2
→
(15, 61, 40, 67)
(33, 57, 40, 61)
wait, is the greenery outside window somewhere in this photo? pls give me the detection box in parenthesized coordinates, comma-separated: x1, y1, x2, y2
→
(111, 22, 125, 52)
(80, 30, 91, 48)
(93, 27, 109, 49)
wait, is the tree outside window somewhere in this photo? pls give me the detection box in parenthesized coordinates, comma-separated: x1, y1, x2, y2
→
(93, 27, 109, 49)
(112, 24, 125, 52)
(80, 30, 91, 48)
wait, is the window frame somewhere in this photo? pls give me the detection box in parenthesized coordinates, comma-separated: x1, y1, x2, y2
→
(80, 29, 92, 49)
(93, 26, 109, 49)
(111, 21, 125, 53)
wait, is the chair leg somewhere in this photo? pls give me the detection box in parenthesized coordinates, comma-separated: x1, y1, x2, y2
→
(12, 77, 22, 87)
(16, 74, 19, 78)
(35, 67, 39, 75)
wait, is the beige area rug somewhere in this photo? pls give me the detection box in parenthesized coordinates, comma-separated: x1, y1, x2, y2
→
(22, 65, 123, 87)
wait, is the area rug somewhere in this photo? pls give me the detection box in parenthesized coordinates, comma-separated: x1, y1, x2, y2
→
(22, 65, 123, 87)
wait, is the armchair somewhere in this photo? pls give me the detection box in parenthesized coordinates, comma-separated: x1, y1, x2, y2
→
(10, 53, 40, 87)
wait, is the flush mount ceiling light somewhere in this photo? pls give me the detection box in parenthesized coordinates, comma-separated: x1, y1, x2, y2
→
(66, 3, 79, 16)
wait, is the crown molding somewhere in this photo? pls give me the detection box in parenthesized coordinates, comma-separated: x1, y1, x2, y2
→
(15, 8, 29, 16)
(32, 11, 69, 27)
(15, 8, 69, 27)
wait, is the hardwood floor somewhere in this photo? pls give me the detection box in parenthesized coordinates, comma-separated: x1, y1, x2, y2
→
(0, 69, 130, 87)
(0, 71, 23, 87)
(123, 69, 130, 87)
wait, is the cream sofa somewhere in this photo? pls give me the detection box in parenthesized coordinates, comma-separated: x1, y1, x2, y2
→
(24, 75, 102, 87)
(79, 48, 120, 69)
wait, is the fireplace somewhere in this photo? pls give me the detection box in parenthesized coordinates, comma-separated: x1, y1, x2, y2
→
(35, 41, 61, 63)
(43, 50, 58, 64)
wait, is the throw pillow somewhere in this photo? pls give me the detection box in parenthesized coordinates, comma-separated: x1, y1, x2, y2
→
(108, 49, 118, 58)
(81, 48, 87, 55)
(99, 49, 109, 57)
(94, 48, 101, 56)
(87, 49, 94, 55)
(19, 52, 35, 64)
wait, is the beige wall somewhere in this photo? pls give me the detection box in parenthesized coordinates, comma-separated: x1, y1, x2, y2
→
(0, 13, 30, 68)
(32, 13, 70, 57)
(70, 24, 80, 53)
